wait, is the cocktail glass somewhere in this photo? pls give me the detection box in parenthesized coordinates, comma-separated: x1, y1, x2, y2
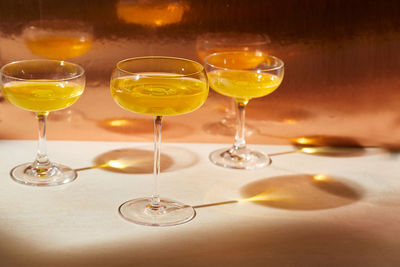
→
(204, 51, 284, 169)
(197, 33, 270, 135)
(0, 59, 85, 185)
(110, 56, 208, 226)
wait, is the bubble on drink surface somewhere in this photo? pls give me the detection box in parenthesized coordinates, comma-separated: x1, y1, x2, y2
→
(33, 89, 55, 98)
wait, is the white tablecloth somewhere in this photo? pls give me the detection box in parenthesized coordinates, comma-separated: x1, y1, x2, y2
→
(0, 140, 399, 267)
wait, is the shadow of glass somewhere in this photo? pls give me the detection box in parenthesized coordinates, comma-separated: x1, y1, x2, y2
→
(97, 117, 156, 135)
(77, 145, 200, 174)
(292, 135, 370, 157)
(91, 148, 172, 174)
(193, 200, 238, 209)
(240, 174, 363, 210)
(257, 134, 371, 158)
(381, 145, 400, 159)
(298, 146, 368, 157)
(82, 149, 173, 174)
(97, 117, 194, 138)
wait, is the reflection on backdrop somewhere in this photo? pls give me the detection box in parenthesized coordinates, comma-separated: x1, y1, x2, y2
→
(23, 20, 93, 60)
(116, 0, 189, 27)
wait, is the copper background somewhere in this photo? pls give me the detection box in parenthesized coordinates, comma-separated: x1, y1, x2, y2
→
(0, 0, 399, 148)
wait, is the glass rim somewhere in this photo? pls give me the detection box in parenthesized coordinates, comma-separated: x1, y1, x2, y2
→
(22, 19, 94, 36)
(204, 51, 284, 71)
(0, 59, 85, 82)
(24, 19, 92, 28)
(116, 56, 205, 78)
(197, 32, 271, 46)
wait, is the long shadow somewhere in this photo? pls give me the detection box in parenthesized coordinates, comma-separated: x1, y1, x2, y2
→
(75, 146, 199, 174)
(265, 145, 371, 159)
(291, 135, 371, 157)
(97, 117, 194, 138)
(265, 135, 384, 158)
(193, 174, 364, 211)
(240, 174, 363, 210)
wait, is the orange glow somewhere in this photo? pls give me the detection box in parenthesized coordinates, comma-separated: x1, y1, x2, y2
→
(108, 119, 132, 127)
(295, 137, 313, 145)
(313, 174, 327, 181)
(240, 191, 271, 202)
(85, 159, 153, 170)
(105, 158, 153, 169)
(107, 160, 127, 169)
(239, 188, 285, 203)
(301, 147, 318, 154)
(283, 118, 297, 124)
(116, 0, 188, 27)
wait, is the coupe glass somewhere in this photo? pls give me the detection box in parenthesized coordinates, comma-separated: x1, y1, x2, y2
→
(205, 51, 284, 169)
(0, 59, 85, 185)
(196, 33, 270, 134)
(110, 56, 208, 226)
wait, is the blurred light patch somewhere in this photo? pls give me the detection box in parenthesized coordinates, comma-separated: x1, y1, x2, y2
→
(108, 119, 132, 127)
(295, 137, 313, 145)
(106, 158, 153, 169)
(107, 160, 127, 169)
(301, 147, 318, 154)
(117, 0, 189, 27)
(283, 118, 297, 124)
(239, 188, 280, 203)
(313, 174, 327, 181)
(239, 192, 270, 202)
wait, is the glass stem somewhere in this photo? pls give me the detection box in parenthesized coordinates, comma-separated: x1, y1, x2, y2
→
(150, 115, 163, 209)
(33, 112, 51, 171)
(234, 101, 247, 149)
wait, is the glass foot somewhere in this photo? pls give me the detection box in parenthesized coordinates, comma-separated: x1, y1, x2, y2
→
(10, 162, 77, 186)
(209, 147, 271, 170)
(119, 197, 196, 226)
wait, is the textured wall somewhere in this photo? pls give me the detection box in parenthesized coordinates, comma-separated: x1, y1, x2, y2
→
(0, 0, 399, 149)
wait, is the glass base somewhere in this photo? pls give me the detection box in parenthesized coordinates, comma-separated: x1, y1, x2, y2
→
(209, 147, 271, 170)
(10, 162, 77, 186)
(119, 197, 196, 226)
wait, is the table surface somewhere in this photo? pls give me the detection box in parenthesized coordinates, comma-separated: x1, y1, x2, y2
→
(0, 140, 399, 267)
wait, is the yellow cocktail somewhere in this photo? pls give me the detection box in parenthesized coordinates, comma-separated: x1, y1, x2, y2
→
(2, 81, 84, 112)
(207, 70, 282, 104)
(111, 75, 208, 115)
